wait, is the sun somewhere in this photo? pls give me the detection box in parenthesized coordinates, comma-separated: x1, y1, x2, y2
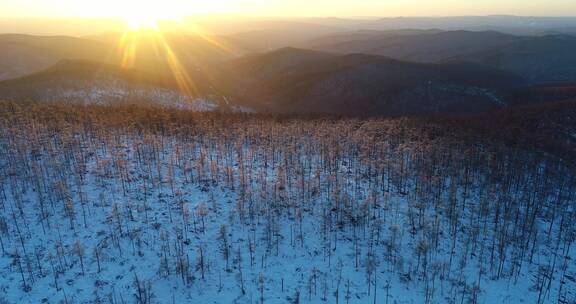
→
(118, 2, 183, 31)
(125, 14, 160, 31)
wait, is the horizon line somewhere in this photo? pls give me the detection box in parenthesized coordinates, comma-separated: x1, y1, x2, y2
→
(1, 14, 576, 20)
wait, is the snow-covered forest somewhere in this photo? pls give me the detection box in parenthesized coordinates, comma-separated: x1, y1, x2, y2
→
(0, 101, 574, 304)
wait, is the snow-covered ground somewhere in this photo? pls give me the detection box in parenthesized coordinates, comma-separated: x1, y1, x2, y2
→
(11, 78, 254, 113)
(0, 111, 574, 304)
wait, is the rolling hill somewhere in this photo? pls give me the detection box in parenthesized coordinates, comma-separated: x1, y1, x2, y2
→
(225, 48, 524, 115)
(307, 30, 521, 63)
(307, 30, 576, 83)
(0, 47, 529, 116)
(1, 31, 574, 115)
(0, 34, 109, 80)
(0, 59, 238, 111)
(449, 34, 576, 83)
(0, 32, 250, 83)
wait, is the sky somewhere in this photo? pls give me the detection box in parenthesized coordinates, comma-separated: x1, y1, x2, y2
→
(1, 0, 576, 18)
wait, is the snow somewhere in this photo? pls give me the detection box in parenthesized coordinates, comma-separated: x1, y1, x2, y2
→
(0, 115, 574, 304)
(23, 78, 253, 113)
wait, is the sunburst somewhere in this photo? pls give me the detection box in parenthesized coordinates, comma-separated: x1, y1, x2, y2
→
(112, 13, 235, 99)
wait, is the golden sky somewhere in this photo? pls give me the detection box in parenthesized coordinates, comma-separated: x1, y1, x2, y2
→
(2, 0, 576, 18)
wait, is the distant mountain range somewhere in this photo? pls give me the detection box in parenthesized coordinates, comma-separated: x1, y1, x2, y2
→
(297, 16, 576, 35)
(0, 59, 242, 111)
(307, 30, 576, 83)
(449, 34, 576, 83)
(3, 15, 576, 36)
(1, 23, 576, 116)
(225, 48, 523, 115)
(306, 30, 519, 62)
(0, 34, 108, 80)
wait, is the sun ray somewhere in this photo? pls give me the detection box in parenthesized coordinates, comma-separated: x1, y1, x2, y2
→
(114, 25, 200, 97)
(185, 22, 237, 54)
(111, 11, 246, 103)
(155, 32, 198, 96)
(117, 30, 138, 69)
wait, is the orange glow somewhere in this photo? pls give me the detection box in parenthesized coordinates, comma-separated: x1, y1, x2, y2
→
(3, 0, 576, 18)
(113, 22, 233, 98)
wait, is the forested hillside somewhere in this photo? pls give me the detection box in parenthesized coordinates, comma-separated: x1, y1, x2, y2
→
(0, 101, 574, 303)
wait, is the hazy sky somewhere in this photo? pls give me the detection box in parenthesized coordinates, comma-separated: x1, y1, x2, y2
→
(1, 0, 576, 18)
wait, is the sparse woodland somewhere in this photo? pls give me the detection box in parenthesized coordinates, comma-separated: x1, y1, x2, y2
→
(0, 101, 574, 303)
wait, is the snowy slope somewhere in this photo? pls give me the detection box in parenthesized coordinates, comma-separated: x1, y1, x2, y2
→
(0, 105, 574, 304)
